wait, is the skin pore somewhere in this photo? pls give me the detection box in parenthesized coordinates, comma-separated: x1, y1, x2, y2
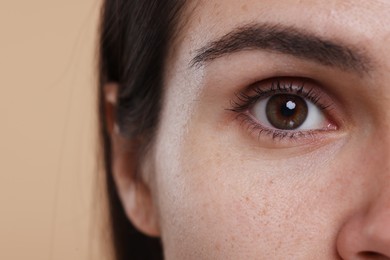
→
(106, 0, 390, 259)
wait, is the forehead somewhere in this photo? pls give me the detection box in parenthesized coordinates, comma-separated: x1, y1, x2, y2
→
(186, 0, 389, 33)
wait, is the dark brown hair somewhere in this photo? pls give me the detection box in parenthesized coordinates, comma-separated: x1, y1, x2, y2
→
(98, 0, 186, 259)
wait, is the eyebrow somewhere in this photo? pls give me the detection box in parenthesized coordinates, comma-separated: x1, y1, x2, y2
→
(190, 23, 371, 74)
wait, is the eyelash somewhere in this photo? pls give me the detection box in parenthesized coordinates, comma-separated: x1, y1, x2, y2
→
(229, 78, 335, 141)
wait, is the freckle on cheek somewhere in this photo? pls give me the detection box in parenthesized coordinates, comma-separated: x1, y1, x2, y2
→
(214, 242, 221, 251)
(259, 207, 268, 217)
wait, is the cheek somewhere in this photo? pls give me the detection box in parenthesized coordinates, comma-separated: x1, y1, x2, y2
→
(153, 114, 364, 259)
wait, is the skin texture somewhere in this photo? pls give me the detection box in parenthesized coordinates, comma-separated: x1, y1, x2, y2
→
(107, 0, 390, 259)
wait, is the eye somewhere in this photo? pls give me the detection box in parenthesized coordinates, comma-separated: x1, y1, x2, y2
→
(229, 78, 338, 142)
(251, 94, 327, 131)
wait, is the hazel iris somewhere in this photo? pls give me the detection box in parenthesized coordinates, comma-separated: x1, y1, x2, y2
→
(266, 94, 308, 130)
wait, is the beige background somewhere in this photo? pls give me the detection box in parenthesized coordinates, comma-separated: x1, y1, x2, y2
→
(0, 1, 108, 259)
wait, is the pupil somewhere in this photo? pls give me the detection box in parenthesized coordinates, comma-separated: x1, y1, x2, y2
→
(281, 101, 296, 117)
(266, 94, 308, 130)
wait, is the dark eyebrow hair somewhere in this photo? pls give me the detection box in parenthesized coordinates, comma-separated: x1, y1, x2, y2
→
(190, 23, 371, 74)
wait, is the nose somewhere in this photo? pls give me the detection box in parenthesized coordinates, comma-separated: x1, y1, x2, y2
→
(336, 186, 390, 259)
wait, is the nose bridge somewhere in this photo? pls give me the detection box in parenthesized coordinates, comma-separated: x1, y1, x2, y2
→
(358, 131, 390, 223)
(335, 118, 390, 257)
(335, 22, 390, 258)
(361, 99, 390, 172)
(361, 129, 390, 199)
(336, 137, 390, 258)
(364, 119, 390, 229)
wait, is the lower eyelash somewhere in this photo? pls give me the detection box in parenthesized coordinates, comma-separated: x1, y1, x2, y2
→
(234, 112, 319, 141)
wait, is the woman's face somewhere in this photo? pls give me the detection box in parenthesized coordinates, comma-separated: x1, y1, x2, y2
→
(113, 0, 390, 258)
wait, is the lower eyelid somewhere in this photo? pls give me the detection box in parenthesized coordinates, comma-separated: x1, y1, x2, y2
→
(232, 112, 339, 149)
(241, 111, 329, 137)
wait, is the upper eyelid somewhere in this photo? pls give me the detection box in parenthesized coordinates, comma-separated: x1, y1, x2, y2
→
(229, 78, 333, 113)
